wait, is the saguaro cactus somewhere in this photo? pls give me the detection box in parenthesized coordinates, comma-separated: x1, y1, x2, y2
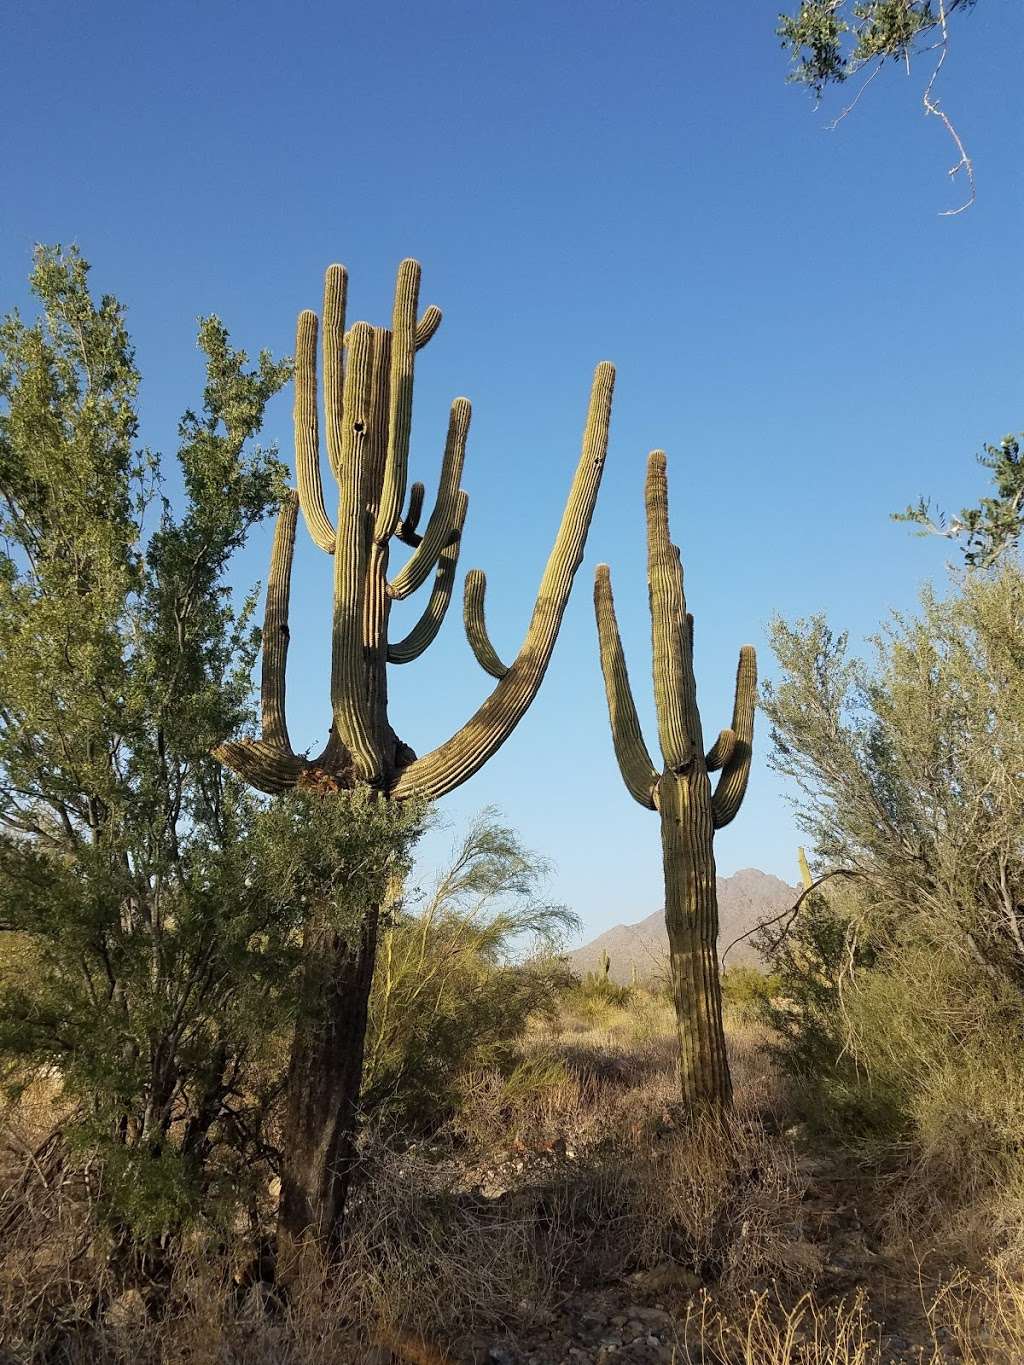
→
(216, 259, 614, 1260)
(593, 451, 755, 1107)
(798, 846, 813, 892)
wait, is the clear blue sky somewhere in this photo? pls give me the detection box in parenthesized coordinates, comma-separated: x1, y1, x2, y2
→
(3, 1, 1021, 938)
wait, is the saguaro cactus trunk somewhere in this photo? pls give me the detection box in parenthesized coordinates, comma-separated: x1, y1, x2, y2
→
(593, 452, 755, 1107)
(216, 260, 614, 1264)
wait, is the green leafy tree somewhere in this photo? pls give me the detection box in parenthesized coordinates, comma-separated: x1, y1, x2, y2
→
(0, 246, 294, 1239)
(896, 433, 1024, 567)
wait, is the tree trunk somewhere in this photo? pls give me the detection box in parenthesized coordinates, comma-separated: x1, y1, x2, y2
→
(276, 899, 380, 1278)
(658, 772, 732, 1107)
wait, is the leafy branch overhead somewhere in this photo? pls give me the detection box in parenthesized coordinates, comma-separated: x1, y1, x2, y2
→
(895, 433, 1024, 568)
(778, 1, 982, 213)
(778, 0, 979, 99)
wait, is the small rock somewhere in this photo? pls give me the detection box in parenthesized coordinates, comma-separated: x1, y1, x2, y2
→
(104, 1288, 146, 1330)
(488, 1348, 516, 1365)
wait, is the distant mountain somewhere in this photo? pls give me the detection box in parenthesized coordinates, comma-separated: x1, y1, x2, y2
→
(566, 868, 798, 983)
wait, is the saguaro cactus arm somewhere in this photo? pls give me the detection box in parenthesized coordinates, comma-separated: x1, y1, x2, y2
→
(390, 360, 615, 800)
(388, 398, 470, 599)
(261, 490, 299, 750)
(463, 570, 509, 679)
(646, 451, 697, 772)
(705, 728, 736, 772)
(329, 323, 384, 782)
(388, 493, 467, 663)
(294, 308, 337, 554)
(214, 491, 311, 794)
(214, 740, 309, 794)
(373, 259, 421, 544)
(711, 644, 757, 828)
(322, 264, 348, 480)
(415, 306, 442, 350)
(396, 481, 425, 547)
(593, 563, 658, 809)
(798, 846, 813, 891)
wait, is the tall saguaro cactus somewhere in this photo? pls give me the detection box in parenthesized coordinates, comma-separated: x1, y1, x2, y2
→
(593, 451, 755, 1106)
(216, 259, 614, 1261)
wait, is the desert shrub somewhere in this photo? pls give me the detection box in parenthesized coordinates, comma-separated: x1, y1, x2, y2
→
(762, 565, 1024, 1207)
(559, 973, 635, 1025)
(721, 965, 781, 1022)
(360, 811, 577, 1131)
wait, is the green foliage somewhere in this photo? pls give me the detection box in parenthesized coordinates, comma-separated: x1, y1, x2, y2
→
(254, 787, 427, 943)
(565, 970, 634, 1016)
(0, 246, 293, 1236)
(896, 433, 1024, 568)
(755, 880, 890, 1132)
(720, 965, 781, 1022)
(360, 810, 577, 1130)
(762, 564, 1024, 1177)
(778, 1, 979, 99)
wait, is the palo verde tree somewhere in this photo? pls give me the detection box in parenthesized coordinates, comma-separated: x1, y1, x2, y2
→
(593, 451, 756, 1106)
(0, 247, 292, 1240)
(215, 258, 614, 1264)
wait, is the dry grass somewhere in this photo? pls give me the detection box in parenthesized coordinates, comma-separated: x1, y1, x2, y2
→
(1, 991, 1022, 1363)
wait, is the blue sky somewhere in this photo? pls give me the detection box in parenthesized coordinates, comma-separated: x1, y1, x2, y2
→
(3, 1, 1021, 938)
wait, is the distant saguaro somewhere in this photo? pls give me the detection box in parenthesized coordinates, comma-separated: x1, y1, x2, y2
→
(594, 451, 755, 1106)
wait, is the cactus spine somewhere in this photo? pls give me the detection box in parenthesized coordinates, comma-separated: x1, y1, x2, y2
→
(216, 260, 614, 1262)
(593, 451, 756, 1107)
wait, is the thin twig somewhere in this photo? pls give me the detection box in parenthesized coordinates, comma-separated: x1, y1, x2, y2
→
(720, 868, 861, 966)
(923, 0, 976, 216)
(827, 62, 882, 130)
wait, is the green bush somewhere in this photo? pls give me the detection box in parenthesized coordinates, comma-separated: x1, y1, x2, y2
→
(360, 811, 577, 1131)
(720, 965, 781, 1021)
(762, 567, 1024, 1194)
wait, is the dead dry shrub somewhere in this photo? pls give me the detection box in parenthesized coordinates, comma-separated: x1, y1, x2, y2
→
(634, 1112, 819, 1289)
(678, 1290, 885, 1365)
(923, 1264, 1024, 1364)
